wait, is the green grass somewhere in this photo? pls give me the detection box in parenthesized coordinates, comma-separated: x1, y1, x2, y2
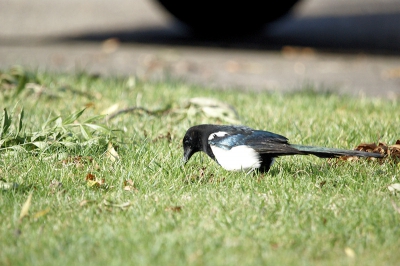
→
(1, 67, 399, 266)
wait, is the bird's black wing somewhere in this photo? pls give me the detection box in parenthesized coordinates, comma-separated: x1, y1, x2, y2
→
(209, 128, 303, 156)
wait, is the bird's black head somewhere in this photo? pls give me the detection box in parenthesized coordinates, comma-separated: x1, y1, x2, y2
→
(182, 125, 219, 164)
(182, 127, 203, 164)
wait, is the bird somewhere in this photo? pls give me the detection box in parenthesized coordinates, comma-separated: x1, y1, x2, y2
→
(182, 124, 383, 173)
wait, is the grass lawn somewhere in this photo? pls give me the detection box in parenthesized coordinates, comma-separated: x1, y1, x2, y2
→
(1, 66, 399, 266)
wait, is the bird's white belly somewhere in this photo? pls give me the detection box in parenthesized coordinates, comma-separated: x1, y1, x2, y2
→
(210, 145, 261, 171)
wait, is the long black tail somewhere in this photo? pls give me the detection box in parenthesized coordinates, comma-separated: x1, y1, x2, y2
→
(291, 144, 383, 158)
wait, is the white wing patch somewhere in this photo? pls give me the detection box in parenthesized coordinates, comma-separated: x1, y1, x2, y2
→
(208, 131, 228, 140)
(210, 145, 261, 171)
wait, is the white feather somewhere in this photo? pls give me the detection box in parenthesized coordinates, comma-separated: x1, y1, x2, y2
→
(210, 145, 261, 171)
(208, 131, 228, 140)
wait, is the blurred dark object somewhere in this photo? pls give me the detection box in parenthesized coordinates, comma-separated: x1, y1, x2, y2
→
(156, 0, 301, 36)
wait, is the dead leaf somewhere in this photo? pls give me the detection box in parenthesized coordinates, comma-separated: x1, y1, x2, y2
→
(19, 192, 33, 222)
(165, 206, 182, 212)
(270, 242, 279, 250)
(315, 180, 327, 188)
(85, 102, 95, 109)
(105, 142, 119, 162)
(102, 103, 120, 116)
(123, 179, 138, 192)
(33, 208, 50, 220)
(86, 173, 96, 181)
(87, 179, 106, 188)
(344, 247, 356, 258)
(339, 140, 400, 163)
(188, 97, 240, 124)
(388, 183, 400, 193)
(85, 173, 106, 188)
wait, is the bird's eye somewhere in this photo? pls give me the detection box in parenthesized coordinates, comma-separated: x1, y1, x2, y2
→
(213, 134, 217, 138)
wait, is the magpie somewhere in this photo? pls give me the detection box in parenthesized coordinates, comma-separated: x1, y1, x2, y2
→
(182, 124, 383, 172)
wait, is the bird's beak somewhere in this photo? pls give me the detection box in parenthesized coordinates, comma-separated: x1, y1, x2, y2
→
(182, 147, 194, 165)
